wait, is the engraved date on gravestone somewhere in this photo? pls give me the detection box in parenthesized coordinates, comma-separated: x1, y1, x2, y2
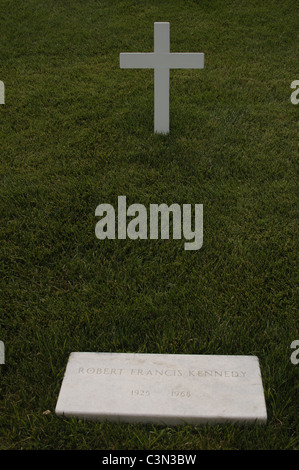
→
(131, 389, 150, 397)
(172, 390, 191, 398)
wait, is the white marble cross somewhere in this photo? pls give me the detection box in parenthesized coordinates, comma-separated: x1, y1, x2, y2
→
(120, 22, 204, 134)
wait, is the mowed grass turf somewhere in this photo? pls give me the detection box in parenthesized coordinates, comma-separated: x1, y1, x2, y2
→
(0, 0, 298, 450)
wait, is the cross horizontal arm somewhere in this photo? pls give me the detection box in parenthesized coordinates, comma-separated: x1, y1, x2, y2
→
(166, 53, 204, 69)
(120, 52, 204, 70)
(120, 53, 156, 69)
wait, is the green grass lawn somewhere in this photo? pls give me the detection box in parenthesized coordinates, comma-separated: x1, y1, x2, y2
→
(0, 0, 298, 450)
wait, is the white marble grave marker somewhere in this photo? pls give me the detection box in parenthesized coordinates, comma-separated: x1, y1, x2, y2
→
(120, 22, 204, 134)
(56, 353, 267, 425)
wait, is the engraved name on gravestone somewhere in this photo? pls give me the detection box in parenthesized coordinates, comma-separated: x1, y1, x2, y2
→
(55, 353, 267, 425)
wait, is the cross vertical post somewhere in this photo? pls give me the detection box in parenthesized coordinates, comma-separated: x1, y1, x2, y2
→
(0, 81, 5, 105)
(154, 22, 170, 134)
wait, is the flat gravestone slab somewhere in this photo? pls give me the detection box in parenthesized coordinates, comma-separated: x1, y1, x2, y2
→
(55, 353, 267, 425)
